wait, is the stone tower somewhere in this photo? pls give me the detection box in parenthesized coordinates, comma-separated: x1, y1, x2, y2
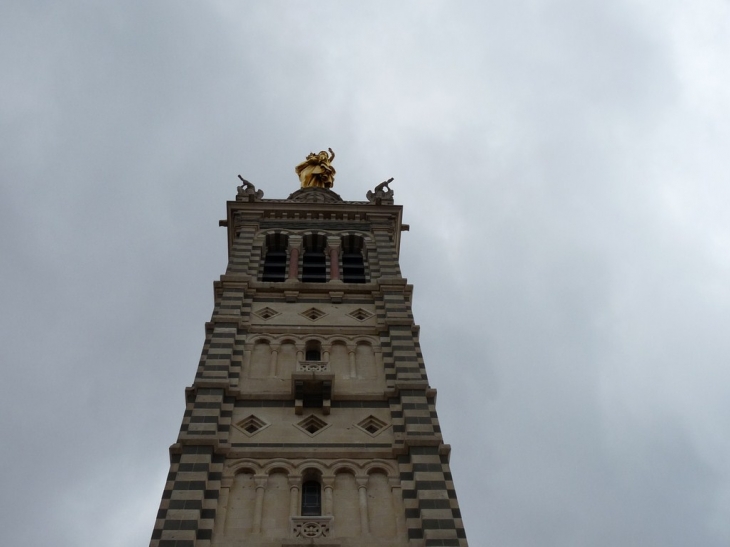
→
(150, 167, 469, 547)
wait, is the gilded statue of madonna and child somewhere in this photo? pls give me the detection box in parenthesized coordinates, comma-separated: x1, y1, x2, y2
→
(295, 148, 336, 189)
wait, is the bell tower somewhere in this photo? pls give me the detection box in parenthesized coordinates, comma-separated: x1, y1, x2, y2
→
(150, 152, 469, 547)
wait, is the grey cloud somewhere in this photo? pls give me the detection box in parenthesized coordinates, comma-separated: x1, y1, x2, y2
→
(1, 1, 729, 546)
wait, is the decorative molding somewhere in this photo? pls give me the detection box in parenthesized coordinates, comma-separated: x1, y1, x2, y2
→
(348, 308, 374, 321)
(294, 414, 330, 437)
(300, 307, 326, 321)
(233, 414, 270, 437)
(355, 415, 389, 437)
(287, 187, 344, 204)
(253, 307, 280, 321)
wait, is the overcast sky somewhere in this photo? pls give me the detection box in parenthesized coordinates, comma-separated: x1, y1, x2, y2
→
(2, 2, 730, 546)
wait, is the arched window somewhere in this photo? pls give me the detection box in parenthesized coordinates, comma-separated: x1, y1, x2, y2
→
(341, 235, 366, 283)
(262, 233, 288, 282)
(305, 340, 321, 361)
(301, 480, 322, 516)
(302, 234, 327, 283)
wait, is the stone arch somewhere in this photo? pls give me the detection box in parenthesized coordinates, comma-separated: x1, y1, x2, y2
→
(300, 466, 323, 482)
(234, 466, 258, 475)
(229, 460, 262, 476)
(267, 466, 291, 476)
(260, 229, 292, 237)
(254, 230, 292, 253)
(365, 466, 391, 477)
(302, 334, 327, 345)
(363, 460, 398, 477)
(295, 461, 327, 477)
(331, 463, 359, 477)
(353, 335, 379, 346)
(262, 461, 295, 476)
(339, 229, 372, 246)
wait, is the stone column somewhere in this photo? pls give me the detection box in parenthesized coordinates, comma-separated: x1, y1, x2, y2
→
(390, 480, 406, 539)
(252, 475, 268, 534)
(322, 476, 335, 516)
(356, 477, 369, 534)
(374, 348, 384, 381)
(214, 477, 233, 536)
(243, 347, 252, 378)
(326, 237, 342, 282)
(287, 236, 302, 282)
(289, 477, 302, 518)
(269, 344, 279, 377)
(348, 348, 357, 378)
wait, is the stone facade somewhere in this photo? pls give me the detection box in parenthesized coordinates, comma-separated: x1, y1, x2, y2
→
(150, 180, 469, 547)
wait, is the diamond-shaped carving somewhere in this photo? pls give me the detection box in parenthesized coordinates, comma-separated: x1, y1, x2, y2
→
(348, 308, 373, 322)
(295, 414, 330, 437)
(355, 415, 388, 437)
(234, 414, 269, 437)
(300, 307, 326, 322)
(253, 307, 280, 321)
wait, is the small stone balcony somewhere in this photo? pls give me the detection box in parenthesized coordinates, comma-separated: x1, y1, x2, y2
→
(290, 515, 334, 538)
(296, 361, 330, 373)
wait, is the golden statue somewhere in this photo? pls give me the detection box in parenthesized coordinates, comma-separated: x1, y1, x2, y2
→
(295, 148, 336, 189)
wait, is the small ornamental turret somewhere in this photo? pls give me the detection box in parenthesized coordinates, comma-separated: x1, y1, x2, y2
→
(295, 148, 336, 189)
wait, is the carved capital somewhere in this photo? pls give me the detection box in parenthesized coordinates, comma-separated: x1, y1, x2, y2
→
(254, 474, 268, 489)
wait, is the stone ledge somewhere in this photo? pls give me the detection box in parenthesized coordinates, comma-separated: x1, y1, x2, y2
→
(281, 542, 341, 547)
(223, 447, 396, 460)
(385, 318, 415, 326)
